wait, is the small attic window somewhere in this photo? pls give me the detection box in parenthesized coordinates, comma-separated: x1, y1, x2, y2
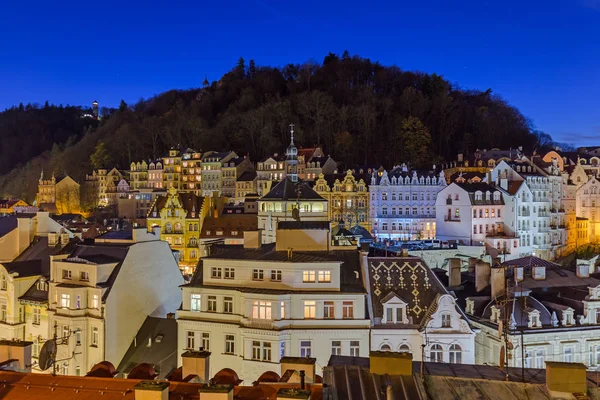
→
(465, 299, 475, 315)
(216, 230, 223, 236)
(231, 230, 238, 236)
(532, 266, 546, 280)
(206, 230, 211, 235)
(155, 334, 164, 343)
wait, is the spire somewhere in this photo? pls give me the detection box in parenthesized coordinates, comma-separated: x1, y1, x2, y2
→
(40, 169, 44, 182)
(286, 123, 298, 182)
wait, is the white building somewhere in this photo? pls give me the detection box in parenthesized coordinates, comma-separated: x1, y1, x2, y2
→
(370, 165, 446, 241)
(456, 256, 600, 370)
(200, 151, 237, 197)
(46, 228, 184, 376)
(576, 176, 600, 242)
(365, 256, 476, 364)
(435, 182, 519, 257)
(177, 226, 370, 383)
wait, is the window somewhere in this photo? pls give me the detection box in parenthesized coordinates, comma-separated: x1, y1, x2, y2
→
(343, 301, 354, 319)
(399, 344, 410, 353)
(280, 301, 286, 319)
(91, 295, 99, 309)
(303, 270, 316, 282)
(534, 349, 545, 369)
(381, 344, 392, 352)
(61, 363, 68, 375)
(80, 271, 89, 281)
(252, 269, 264, 281)
(202, 332, 210, 350)
(304, 301, 316, 319)
(76, 295, 81, 309)
(0, 304, 6, 322)
(62, 270, 72, 280)
(300, 341, 312, 357)
(61, 293, 70, 308)
(211, 267, 222, 279)
(270, 270, 282, 282)
(564, 346, 573, 363)
(263, 342, 271, 361)
(449, 344, 462, 364)
(252, 301, 272, 320)
(280, 341, 286, 359)
(324, 301, 335, 319)
(350, 341, 360, 357)
(442, 313, 451, 328)
(252, 341, 271, 361)
(224, 268, 235, 279)
(75, 329, 81, 346)
(225, 335, 235, 354)
(62, 325, 69, 339)
(223, 297, 233, 314)
(430, 344, 443, 363)
(191, 294, 201, 311)
(187, 331, 195, 349)
(92, 327, 99, 347)
(318, 271, 331, 283)
(0, 276, 6, 291)
(331, 341, 342, 355)
(33, 308, 40, 325)
(207, 296, 217, 312)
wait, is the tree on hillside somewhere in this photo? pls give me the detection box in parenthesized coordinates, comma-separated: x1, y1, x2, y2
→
(399, 116, 432, 169)
(90, 141, 112, 170)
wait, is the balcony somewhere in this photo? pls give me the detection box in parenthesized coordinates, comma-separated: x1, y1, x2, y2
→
(444, 216, 461, 222)
(518, 210, 531, 217)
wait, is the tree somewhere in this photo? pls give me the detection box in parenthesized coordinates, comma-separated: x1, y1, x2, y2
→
(90, 141, 112, 169)
(236, 57, 246, 79)
(248, 59, 256, 80)
(398, 116, 432, 169)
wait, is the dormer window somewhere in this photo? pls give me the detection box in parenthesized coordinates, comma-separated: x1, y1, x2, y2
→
(441, 313, 451, 328)
(515, 267, 524, 282)
(465, 299, 475, 315)
(529, 310, 541, 328)
(532, 266, 546, 280)
(382, 295, 407, 324)
(490, 306, 501, 323)
(563, 309, 574, 326)
(475, 191, 483, 201)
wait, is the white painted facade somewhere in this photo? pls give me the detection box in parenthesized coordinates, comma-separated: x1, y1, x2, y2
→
(47, 230, 184, 376)
(177, 249, 370, 383)
(369, 166, 446, 241)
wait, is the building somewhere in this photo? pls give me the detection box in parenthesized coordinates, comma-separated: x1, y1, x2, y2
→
(148, 159, 164, 189)
(198, 213, 258, 258)
(129, 160, 150, 190)
(313, 170, 370, 231)
(84, 168, 123, 207)
(46, 228, 185, 376)
(0, 199, 30, 215)
(181, 148, 202, 194)
(370, 165, 446, 241)
(177, 224, 370, 383)
(304, 156, 337, 181)
(201, 151, 237, 197)
(117, 188, 166, 221)
(163, 149, 183, 190)
(435, 182, 519, 256)
(576, 175, 600, 242)
(222, 157, 254, 199)
(235, 171, 257, 202)
(455, 256, 600, 372)
(364, 256, 476, 363)
(256, 154, 286, 196)
(36, 172, 81, 215)
(147, 187, 210, 273)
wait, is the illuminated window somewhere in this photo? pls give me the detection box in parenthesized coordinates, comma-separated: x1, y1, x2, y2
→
(252, 301, 272, 319)
(304, 301, 316, 319)
(318, 271, 331, 283)
(303, 271, 316, 282)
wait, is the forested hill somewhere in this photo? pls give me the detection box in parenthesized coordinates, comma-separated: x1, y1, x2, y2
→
(0, 51, 562, 202)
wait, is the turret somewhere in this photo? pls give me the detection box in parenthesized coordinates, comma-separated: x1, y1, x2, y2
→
(285, 124, 298, 182)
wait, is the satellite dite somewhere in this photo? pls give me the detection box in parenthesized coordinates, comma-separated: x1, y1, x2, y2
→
(37, 322, 82, 374)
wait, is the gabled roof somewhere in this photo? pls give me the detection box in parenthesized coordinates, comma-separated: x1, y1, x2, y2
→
(260, 177, 325, 201)
(19, 277, 49, 304)
(237, 171, 257, 182)
(200, 215, 258, 239)
(149, 192, 205, 218)
(1, 260, 43, 278)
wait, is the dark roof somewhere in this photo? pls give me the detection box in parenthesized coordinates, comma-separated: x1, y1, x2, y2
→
(97, 230, 133, 240)
(13, 236, 79, 276)
(116, 316, 178, 379)
(260, 177, 325, 201)
(237, 171, 257, 182)
(454, 182, 505, 205)
(19, 277, 48, 304)
(366, 257, 451, 327)
(2, 260, 43, 277)
(277, 221, 330, 230)
(200, 215, 258, 239)
(65, 254, 123, 265)
(149, 192, 205, 218)
(0, 215, 17, 237)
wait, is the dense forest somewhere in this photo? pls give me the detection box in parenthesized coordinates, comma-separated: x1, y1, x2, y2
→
(0, 51, 567, 202)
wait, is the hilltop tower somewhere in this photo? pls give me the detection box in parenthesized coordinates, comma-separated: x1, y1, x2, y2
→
(92, 100, 99, 120)
(285, 124, 298, 182)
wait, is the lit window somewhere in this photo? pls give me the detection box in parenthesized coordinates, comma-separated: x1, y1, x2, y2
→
(252, 301, 272, 320)
(303, 271, 316, 283)
(318, 271, 331, 283)
(60, 294, 70, 308)
(304, 301, 316, 319)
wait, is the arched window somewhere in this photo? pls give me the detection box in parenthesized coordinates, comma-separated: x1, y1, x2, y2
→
(165, 223, 172, 234)
(380, 344, 392, 352)
(449, 344, 462, 364)
(399, 344, 410, 353)
(430, 344, 443, 363)
(174, 222, 182, 233)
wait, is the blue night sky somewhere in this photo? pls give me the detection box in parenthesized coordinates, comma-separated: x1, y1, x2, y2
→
(0, 0, 598, 146)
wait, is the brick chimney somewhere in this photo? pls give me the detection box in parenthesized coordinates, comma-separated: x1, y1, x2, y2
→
(369, 351, 412, 376)
(0, 340, 32, 372)
(475, 261, 491, 292)
(181, 350, 211, 382)
(490, 266, 505, 298)
(448, 258, 462, 287)
(134, 380, 169, 400)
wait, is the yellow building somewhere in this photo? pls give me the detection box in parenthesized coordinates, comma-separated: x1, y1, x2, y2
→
(313, 170, 370, 231)
(163, 149, 183, 189)
(147, 187, 209, 274)
(36, 172, 80, 215)
(0, 199, 30, 215)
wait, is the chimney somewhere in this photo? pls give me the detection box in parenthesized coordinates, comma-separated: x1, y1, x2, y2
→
(448, 258, 462, 287)
(280, 356, 316, 384)
(299, 370, 306, 390)
(475, 261, 491, 292)
(545, 361, 587, 395)
(0, 340, 32, 372)
(181, 350, 211, 382)
(490, 267, 506, 298)
(576, 261, 590, 278)
(369, 351, 412, 376)
(198, 384, 234, 400)
(134, 381, 169, 400)
(500, 177, 508, 191)
(166, 312, 175, 319)
(243, 230, 261, 249)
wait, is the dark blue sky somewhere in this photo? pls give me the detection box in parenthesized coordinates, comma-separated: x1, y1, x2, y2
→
(1, 0, 598, 146)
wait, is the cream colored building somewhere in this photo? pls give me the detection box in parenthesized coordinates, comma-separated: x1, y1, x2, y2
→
(47, 228, 184, 376)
